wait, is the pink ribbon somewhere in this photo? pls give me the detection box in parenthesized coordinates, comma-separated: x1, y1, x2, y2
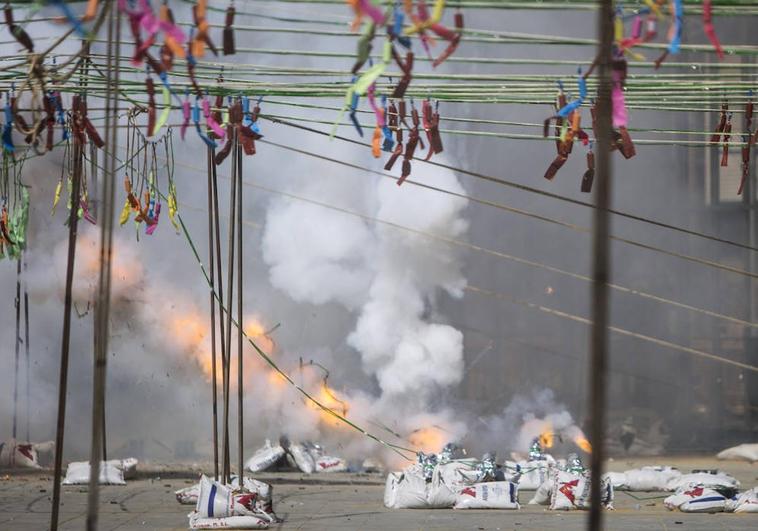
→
(358, 0, 385, 25)
(611, 69, 628, 128)
(202, 99, 226, 140)
(146, 203, 161, 235)
(367, 85, 385, 128)
(181, 99, 191, 140)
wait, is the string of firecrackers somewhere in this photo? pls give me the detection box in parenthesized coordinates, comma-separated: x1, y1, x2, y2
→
(0, 0, 750, 215)
(338, 0, 460, 184)
(0, 148, 30, 261)
(540, 0, 732, 194)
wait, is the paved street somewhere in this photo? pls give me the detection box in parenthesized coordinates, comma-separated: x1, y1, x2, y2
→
(1, 457, 757, 530)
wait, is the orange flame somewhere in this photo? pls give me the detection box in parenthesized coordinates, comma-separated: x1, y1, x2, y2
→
(575, 436, 592, 453)
(539, 429, 555, 449)
(409, 426, 446, 454)
(244, 317, 274, 354)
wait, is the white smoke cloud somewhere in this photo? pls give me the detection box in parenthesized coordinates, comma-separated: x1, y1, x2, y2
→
(261, 157, 469, 441)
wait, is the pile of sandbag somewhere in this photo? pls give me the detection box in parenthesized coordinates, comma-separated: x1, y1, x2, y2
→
(528, 468, 614, 510)
(62, 458, 138, 486)
(187, 475, 277, 529)
(385, 453, 520, 510)
(717, 443, 758, 463)
(0, 439, 54, 468)
(665, 485, 758, 514)
(245, 438, 346, 474)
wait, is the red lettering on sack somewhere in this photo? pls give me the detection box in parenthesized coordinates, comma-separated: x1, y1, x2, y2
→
(684, 486, 704, 498)
(236, 493, 258, 510)
(17, 444, 34, 461)
(559, 480, 580, 504)
(460, 487, 476, 498)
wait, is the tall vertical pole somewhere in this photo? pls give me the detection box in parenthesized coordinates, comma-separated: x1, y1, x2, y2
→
(12, 258, 21, 440)
(24, 258, 30, 442)
(587, 1, 614, 530)
(222, 130, 238, 484)
(87, 2, 120, 529)
(211, 151, 229, 480)
(236, 131, 244, 482)
(50, 123, 84, 531)
(207, 146, 220, 480)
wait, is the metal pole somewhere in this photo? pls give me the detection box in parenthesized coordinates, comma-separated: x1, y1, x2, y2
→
(50, 128, 84, 531)
(211, 150, 229, 481)
(587, 1, 614, 530)
(24, 259, 30, 442)
(236, 132, 244, 482)
(222, 130, 238, 484)
(12, 258, 21, 440)
(87, 3, 120, 529)
(207, 145, 220, 480)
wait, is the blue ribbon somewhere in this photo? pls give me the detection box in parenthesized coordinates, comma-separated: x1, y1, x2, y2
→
(2, 95, 15, 153)
(193, 97, 216, 149)
(668, 0, 683, 54)
(381, 96, 394, 151)
(349, 76, 364, 137)
(48, 0, 87, 38)
(557, 68, 586, 118)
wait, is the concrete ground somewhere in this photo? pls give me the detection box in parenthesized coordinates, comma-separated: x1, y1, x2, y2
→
(1, 457, 757, 530)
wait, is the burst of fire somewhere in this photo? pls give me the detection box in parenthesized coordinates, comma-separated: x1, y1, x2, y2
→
(309, 384, 351, 429)
(244, 317, 275, 354)
(539, 429, 555, 449)
(409, 426, 446, 454)
(575, 436, 592, 453)
(169, 311, 212, 378)
(267, 370, 288, 389)
(75, 233, 143, 296)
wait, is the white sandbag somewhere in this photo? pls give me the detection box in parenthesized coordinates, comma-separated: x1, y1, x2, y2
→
(454, 482, 520, 510)
(385, 469, 428, 509)
(0, 439, 43, 468)
(196, 475, 276, 519)
(287, 444, 316, 474)
(188, 511, 270, 529)
(314, 455, 347, 473)
(177, 484, 201, 505)
(717, 443, 758, 463)
(177, 476, 273, 513)
(725, 487, 758, 513)
(528, 478, 554, 505)
(604, 472, 627, 489)
(517, 460, 551, 490)
(550, 471, 589, 511)
(245, 440, 285, 473)
(664, 486, 726, 513)
(666, 472, 739, 492)
(62, 459, 135, 485)
(120, 457, 139, 479)
(384, 472, 402, 508)
(610, 466, 681, 491)
(427, 460, 481, 508)
(426, 463, 459, 508)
